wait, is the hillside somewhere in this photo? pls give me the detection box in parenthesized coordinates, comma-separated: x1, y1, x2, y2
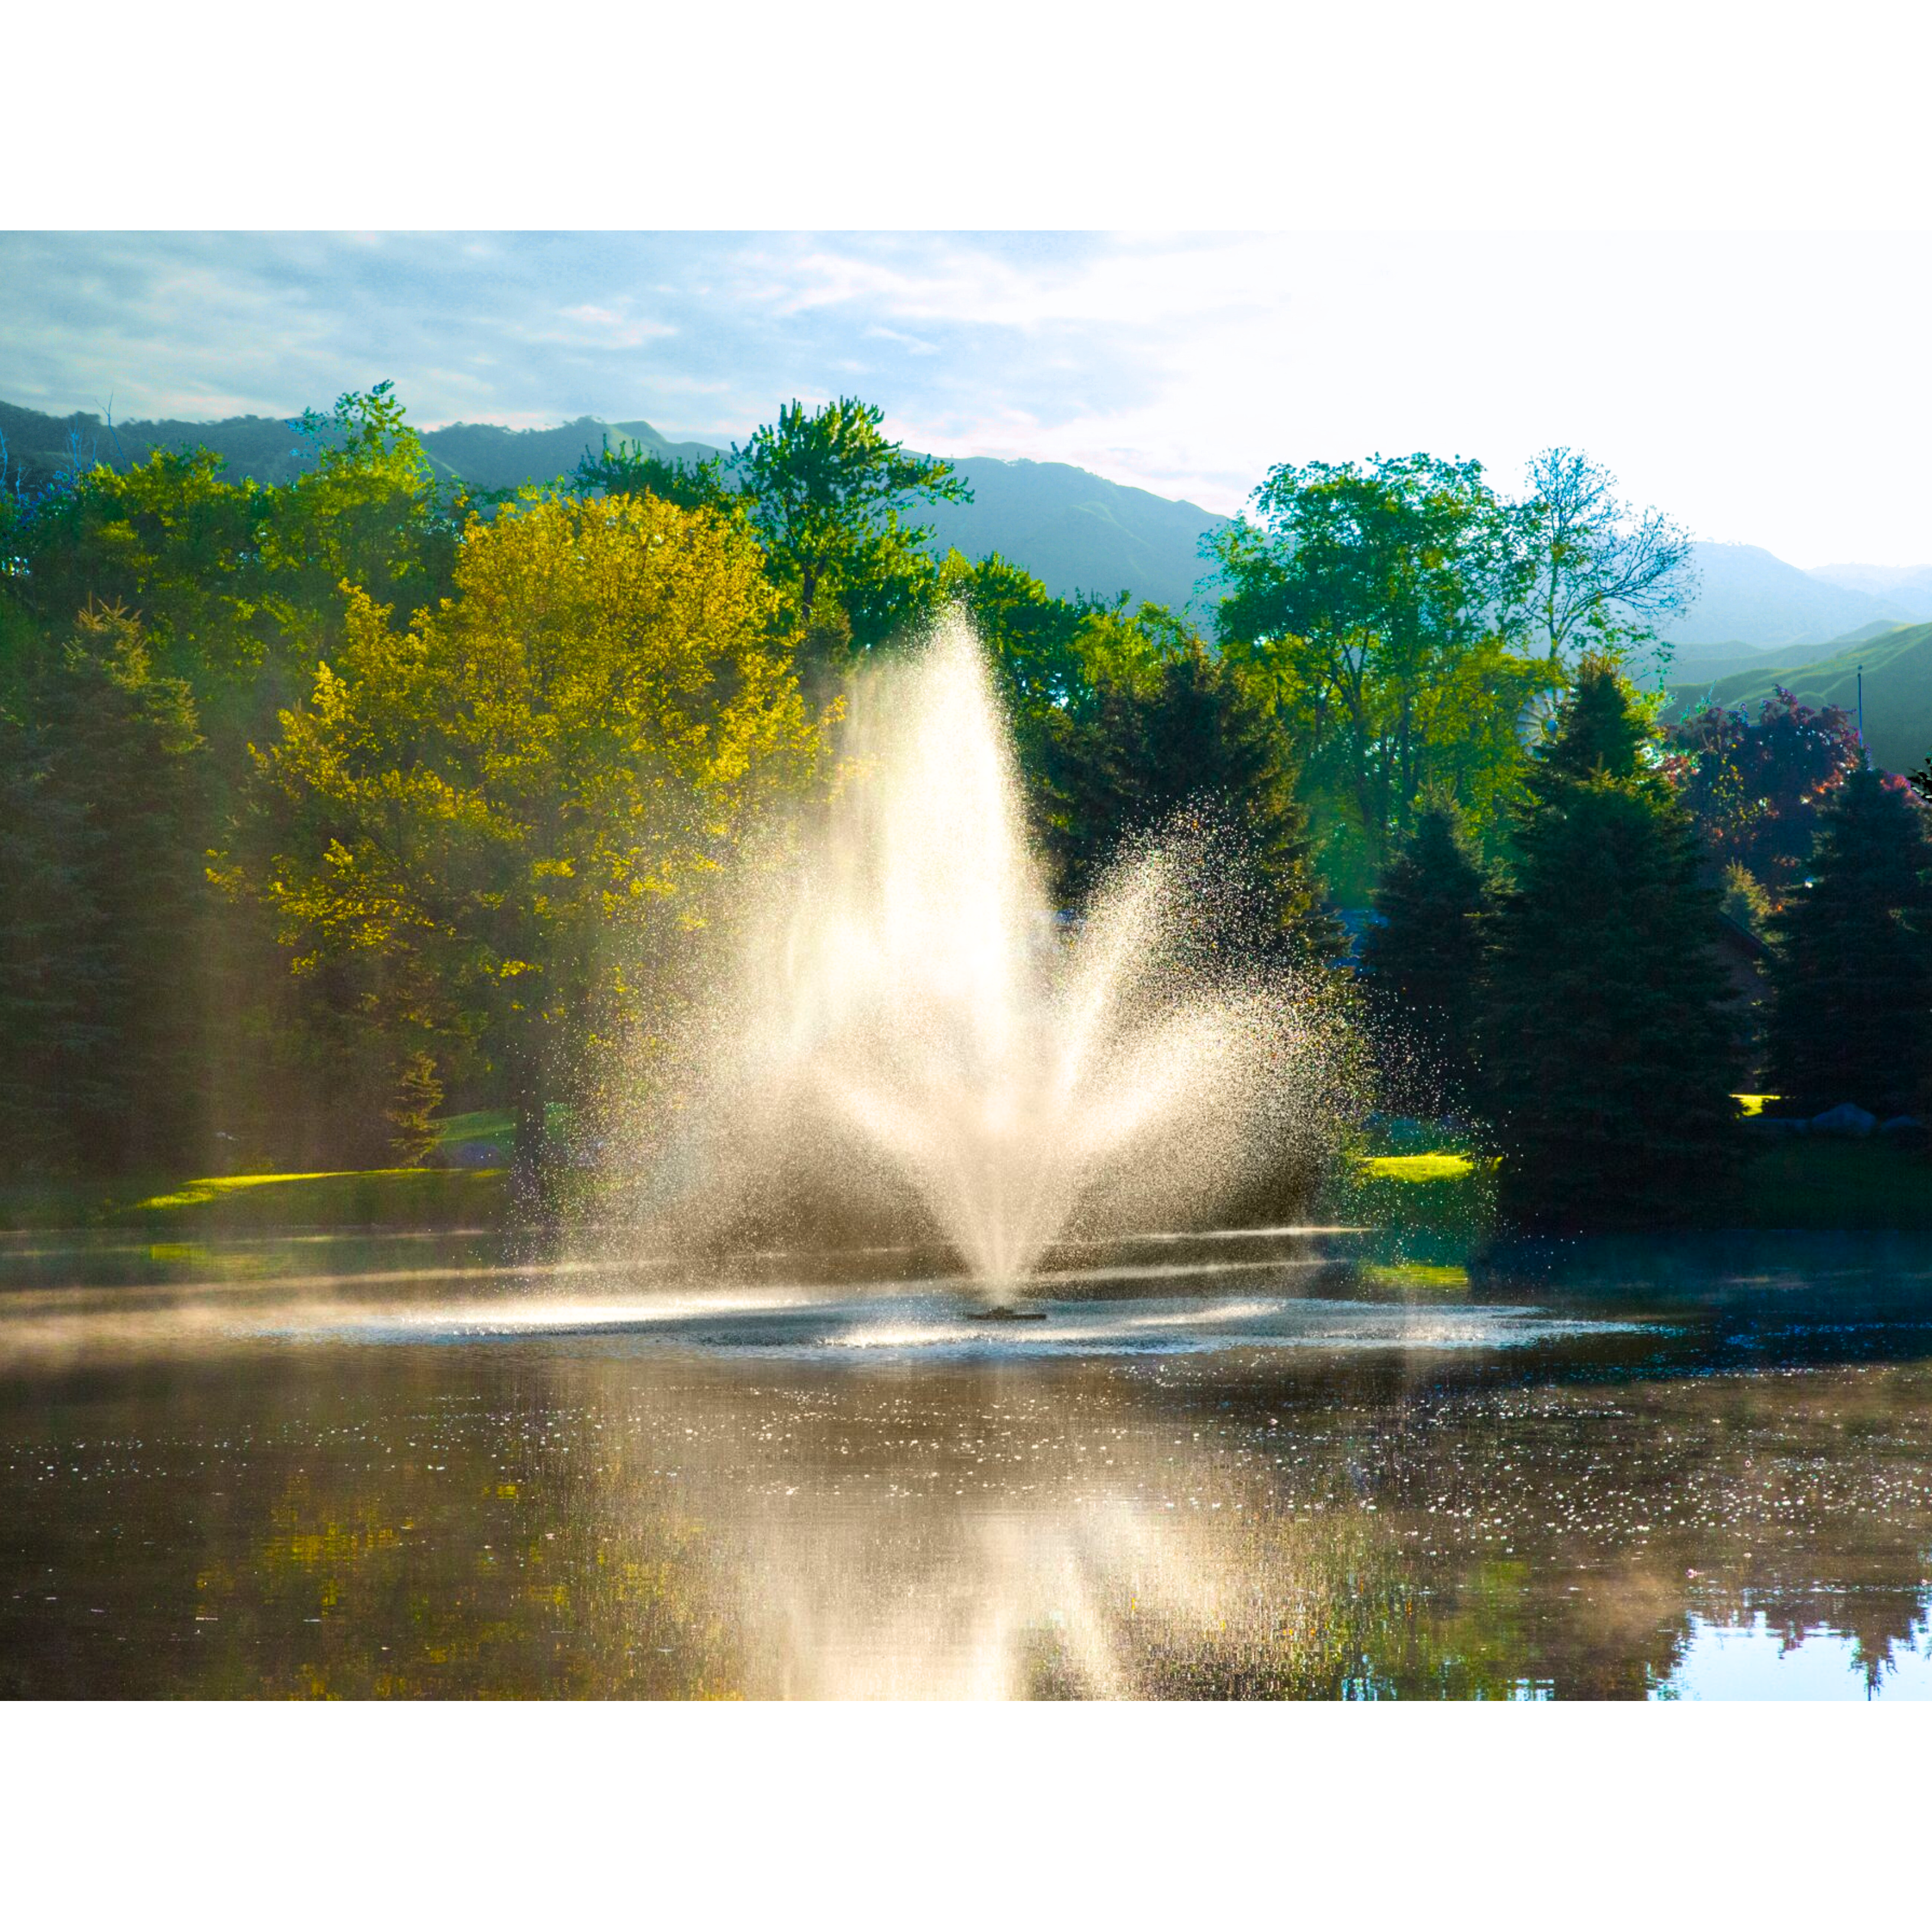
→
(1666, 620, 1932, 775)
(1668, 619, 1915, 689)
(922, 457, 1227, 613)
(1662, 543, 1932, 652)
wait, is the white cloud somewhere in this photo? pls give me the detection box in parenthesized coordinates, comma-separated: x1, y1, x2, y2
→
(3, 230, 1928, 564)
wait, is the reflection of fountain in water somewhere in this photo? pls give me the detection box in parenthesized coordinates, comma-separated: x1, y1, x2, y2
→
(597, 1364, 1395, 1701)
(663, 614, 1343, 1306)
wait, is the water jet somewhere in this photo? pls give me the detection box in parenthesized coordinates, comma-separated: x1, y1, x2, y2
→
(665, 613, 1343, 1310)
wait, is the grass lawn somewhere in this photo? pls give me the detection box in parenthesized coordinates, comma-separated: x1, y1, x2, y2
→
(1, 1163, 508, 1234)
(122, 1166, 509, 1231)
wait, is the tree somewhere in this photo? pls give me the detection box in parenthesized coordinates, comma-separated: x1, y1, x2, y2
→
(1040, 632, 1340, 962)
(730, 397, 970, 668)
(1512, 447, 1698, 674)
(1670, 688, 1864, 905)
(1207, 453, 1554, 881)
(573, 435, 742, 517)
(233, 491, 826, 1182)
(1763, 765, 1932, 1119)
(1357, 799, 1494, 1115)
(3, 383, 470, 766)
(1477, 656, 1743, 1230)
(0, 605, 212, 1175)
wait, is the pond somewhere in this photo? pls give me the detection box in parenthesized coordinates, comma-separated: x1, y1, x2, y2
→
(4, 1227, 1931, 1699)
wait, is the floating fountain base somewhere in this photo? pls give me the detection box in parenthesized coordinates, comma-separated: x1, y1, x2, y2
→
(968, 1303, 1049, 1322)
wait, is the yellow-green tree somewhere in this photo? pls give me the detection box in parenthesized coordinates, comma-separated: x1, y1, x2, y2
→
(235, 492, 826, 1177)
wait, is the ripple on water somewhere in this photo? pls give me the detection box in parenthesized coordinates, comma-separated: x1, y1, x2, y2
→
(247, 1285, 1658, 1362)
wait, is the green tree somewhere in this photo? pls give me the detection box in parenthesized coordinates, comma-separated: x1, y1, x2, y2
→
(1512, 447, 1698, 674)
(1357, 799, 1494, 1115)
(1040, 632, 1339, 962)
(1763, 766, 1932, 1119)
(2, 383, 469, 763)
(1477, 656, 1743, 1230)
(233, 491, 825, 1182)
(1208, 453, 1554, 882)
(731, 397, 970, 668)
(573, 435, 742, 516)
(0, 605, 212, 1175)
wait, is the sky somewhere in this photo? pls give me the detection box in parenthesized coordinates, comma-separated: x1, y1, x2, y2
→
(5, 228, 1930, 571)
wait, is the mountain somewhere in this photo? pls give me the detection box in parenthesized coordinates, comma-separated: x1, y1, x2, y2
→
(419, 417, 721, 489)
(1666, 619, 1917, 690)
(1663, 543, 1932, 653)
(921, 458, 1227, 613)
(1807, 562, 1932, 604)
(1, 398, 1226, 616)
(1666, 620, 1932, 775)
(1666, 639, 1792, 684)
(12, 395, 1927, 643)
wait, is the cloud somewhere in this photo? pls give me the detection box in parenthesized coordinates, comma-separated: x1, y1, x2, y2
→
(2, 230, 1929, 562)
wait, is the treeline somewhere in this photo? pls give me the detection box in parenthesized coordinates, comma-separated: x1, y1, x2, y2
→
(3, 383, 1928, 1230)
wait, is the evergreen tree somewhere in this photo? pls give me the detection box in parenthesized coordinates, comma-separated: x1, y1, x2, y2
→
(1041, 638, 1340, 962)
(0, 605, 212, 1175)
(1358, 799, 1494, 1114)
(1763, 766, 1932, 1119)
(1477, 656, 1742, 1230)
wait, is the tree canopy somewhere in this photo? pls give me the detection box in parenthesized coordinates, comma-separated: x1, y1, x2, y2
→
(730, 396, 971, 668)
(1207, 453, 1556, 884)
(231, 490, 826, 1173)
(1670, 687, 1864, 906)
(1357, 798, 1494, 1115)
(1764, 765, 1932, 1120)
(1476, 656, 1743, 1230)
(1511, 446, 1697, 672)
(1039, 630, 1340, 964)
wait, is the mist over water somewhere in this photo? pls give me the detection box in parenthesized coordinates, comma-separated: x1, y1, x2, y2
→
(648, 614, 1344, 1303)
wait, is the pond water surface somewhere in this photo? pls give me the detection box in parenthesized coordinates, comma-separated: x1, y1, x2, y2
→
(5, 1227, 1931, 1699)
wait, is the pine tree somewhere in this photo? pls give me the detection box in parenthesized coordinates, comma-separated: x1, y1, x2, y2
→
(1042, 640, 1340, 963)
(1478, 656, 1743, 1230)
(0, 611, 214, 1176)
(15, 606, 215, 1175)
(1358, 799, 1494, 1115)
(1763, 766, 1932, 1119)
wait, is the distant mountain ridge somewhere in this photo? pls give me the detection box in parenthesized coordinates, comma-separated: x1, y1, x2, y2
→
(1807, 562, 1932, 604)
(5, 396, 1927, 645)
(0, 398, 1223, 616)
(1664, 543, 1932, 653)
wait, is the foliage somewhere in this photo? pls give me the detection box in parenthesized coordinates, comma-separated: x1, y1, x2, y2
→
(1763, 765, 1932, 1119)
(1207, 453, 1556, 874)
(2, 383, 470, 758)
(1719, 860, 1772, 939)
(0, 605, 212, 1175)
(1511, 447, 1697, 674)
(573, 435, 741, 516)
(1476, 657, 1744, 1230)
(1038, 629, 1340, 962)
(1670, 687, 1864, 903)
(232, 491, 825, 1172)
(1671, 619, 1932, 782)
(730, 396, 971, 669)
(1357, 798, 1495, 1113)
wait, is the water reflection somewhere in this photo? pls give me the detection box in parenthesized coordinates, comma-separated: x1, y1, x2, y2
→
(4, 1235, 1932, 1699)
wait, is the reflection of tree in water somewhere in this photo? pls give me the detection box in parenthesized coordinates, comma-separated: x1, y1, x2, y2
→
(4, 1344, 1931, 1699)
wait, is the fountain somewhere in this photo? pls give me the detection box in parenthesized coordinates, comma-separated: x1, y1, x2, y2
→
(651, 613, 1344, 1309)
